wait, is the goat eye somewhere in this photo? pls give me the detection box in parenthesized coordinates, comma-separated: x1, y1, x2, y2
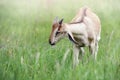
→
(55, 31, 60, 36)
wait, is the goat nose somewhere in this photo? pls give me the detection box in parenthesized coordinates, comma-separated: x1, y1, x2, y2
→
(49, 39, 55, 45)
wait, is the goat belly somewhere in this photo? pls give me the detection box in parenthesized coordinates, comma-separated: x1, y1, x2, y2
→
(68, 34, 85, 47)
(68, 34, 78, 44)
(74, 36, 89, 47)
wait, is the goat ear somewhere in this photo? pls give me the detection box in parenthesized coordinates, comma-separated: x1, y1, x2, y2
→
(53, 16, 59, 23)
(59, 18, 64, 24)
(67, 31, 78, 44)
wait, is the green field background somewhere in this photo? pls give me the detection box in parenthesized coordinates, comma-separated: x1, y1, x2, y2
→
(0, 0, 120, 80)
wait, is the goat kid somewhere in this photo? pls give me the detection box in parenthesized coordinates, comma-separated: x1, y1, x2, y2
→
(49, 7, 101, 67)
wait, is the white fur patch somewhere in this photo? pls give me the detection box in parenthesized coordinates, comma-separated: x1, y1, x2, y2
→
(66, 23, 86, 35)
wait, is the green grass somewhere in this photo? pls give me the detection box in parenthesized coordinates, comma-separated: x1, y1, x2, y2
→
(0, 0, 120, 80)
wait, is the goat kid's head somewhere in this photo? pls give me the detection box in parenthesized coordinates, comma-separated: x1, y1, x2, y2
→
(49, 17, 65, 45)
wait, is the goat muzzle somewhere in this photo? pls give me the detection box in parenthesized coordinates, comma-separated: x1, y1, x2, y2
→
(49, 39, 55, 45)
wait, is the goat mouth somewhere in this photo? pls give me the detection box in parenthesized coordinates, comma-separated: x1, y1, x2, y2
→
(49, 39, 56, 46)
(50, 43, 55, 46)
(49, 40, 55, 46)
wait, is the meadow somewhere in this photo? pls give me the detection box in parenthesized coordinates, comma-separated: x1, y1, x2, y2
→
(0, 0, 120, 80)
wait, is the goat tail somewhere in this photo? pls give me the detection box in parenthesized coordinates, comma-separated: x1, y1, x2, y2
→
(80, 6, 88, 22)
(70, 6, 88, 23)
